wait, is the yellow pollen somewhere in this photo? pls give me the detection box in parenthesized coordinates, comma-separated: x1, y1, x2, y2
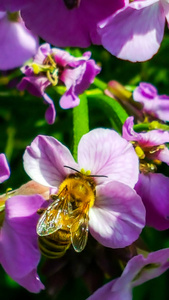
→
(135, 146, 145, 159)
(80, 168, 91, 175)
(32, 63, 45, 75)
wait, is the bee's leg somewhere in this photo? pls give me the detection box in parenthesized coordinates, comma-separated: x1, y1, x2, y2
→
(37, 208, 46, 215)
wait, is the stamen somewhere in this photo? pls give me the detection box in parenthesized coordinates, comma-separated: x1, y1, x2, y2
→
(135, 146, 145, 159)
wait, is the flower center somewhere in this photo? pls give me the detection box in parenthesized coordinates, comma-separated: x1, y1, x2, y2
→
(133, 143, 164, 174)
(31, 54, 58, 86)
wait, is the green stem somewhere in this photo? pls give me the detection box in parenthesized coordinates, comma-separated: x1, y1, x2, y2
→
(93, 77, 107, 90)
(5, 126, 16, 162)
(73, 94, 89, 161)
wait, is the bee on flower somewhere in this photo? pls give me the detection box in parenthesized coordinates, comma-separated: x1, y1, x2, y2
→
(23, 128, 146, 258)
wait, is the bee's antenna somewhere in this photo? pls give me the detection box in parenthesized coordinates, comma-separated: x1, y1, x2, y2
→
(64, 165, 108, 178)
(64, 165, 81, 173)
(87, 174, 108, 178)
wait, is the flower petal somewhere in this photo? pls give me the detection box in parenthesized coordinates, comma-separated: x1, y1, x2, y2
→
(59, 87, 80, 109)
(0, 153, 10, 183)
(17, 0, 125, 47)
(135, 173, 169, 230)
(78, 128, 139, 187)
(43, 93, 56, 124)
(0, 13, 38, 70)
(98, 0, 164, 62)
(89, 181, 145, 248)
(0, 195, 45, 291)
(23, 135, 78, 187)
(87, 278, 131, 300)
(15, 269, 44, 293)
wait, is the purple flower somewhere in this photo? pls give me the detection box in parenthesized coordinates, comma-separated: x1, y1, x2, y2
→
(123, 116, 169, 230)
(0, 0, 125, 47)
(123, 116, 169, 165)
(0, 11, 38, 70)
(0, 153, 45, 292)
(133, 82, 169, 122)
(87, 248, 169, 300)
(23, 128, 145, 249)
(98, 0, 169, 62)
(18, 43, 101, 124)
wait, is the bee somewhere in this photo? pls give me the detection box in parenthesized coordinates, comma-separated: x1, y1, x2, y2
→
(37, 167, 97, 259)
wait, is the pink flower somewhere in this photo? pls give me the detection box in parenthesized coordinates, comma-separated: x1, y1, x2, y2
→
(23, 128, 145, 249)
(123, 116, 169, 165)
(18, 43, 101, 124)
(98, 0, 169, 62)
(123, 116, 169, 230)
(87, 248, 169, 300)
(0, 153, 45, 292)
(133, 82, 169, 122)
(0, 11, 38, 70)
(0, 0, 125, 47)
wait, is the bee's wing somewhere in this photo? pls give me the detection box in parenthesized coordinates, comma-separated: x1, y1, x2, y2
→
(70, 212, 89, 252)
(37, 198, 67, 236)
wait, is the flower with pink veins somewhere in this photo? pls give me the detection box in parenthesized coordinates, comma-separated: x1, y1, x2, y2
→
(18, 43, 101, 124)
(133, 82, 169, 122)
(0, 153, 46, 292)
(23, 128, 145, 249)
(123, 116, 169, 230)
(0, 11, 38, 70)
(98, 0, 169, 62)
(87, 248, 169, 300)
(0, 0, 125, 48)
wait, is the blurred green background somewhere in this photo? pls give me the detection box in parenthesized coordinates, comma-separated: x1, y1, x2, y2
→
(0, 33, 169, 300)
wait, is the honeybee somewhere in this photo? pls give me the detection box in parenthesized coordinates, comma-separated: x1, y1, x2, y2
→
(37, 168, 96, 259)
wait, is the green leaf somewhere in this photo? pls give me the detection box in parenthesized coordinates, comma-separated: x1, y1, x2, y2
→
(88, 92, 128, 133)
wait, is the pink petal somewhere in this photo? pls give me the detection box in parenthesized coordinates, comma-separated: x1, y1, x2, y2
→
(23, 135, 78, 187)
(0, 153, 10, 183)
(98, 0, 165, 62)
(16, 269, 44, 293)
(0, 13, 38, 70)
(154, 146, 169, 164)
(89, 181, 145, 248)
(135, 173, 169, 230)
(18, 0, 125, 47)
(59, 88, 80, 109)
(0, 195, 45, 291)
(78, 128, 139, 188)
